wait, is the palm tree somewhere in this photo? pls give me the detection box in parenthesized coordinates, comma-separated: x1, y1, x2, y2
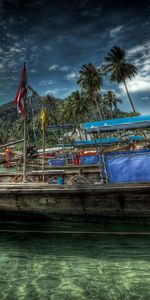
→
(102, 91, 122, 118)
(60, 91, 87, 140)
(104, 46, 137, 113)
(42, 94, 58, 125)
(77, 63, 103, 119)
(38, 95, 61, 146)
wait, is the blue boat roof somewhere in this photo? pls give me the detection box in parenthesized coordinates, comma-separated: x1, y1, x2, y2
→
(73, 135, 144, 147)
(83, 115, 150, 132)
(73, 137, 120, 147)
(128, 135, 144, 141)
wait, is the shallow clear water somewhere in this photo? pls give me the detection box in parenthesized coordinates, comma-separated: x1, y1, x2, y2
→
(0, 217, 150, 300)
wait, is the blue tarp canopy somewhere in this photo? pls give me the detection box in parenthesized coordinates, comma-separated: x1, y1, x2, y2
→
(73, 137, 120, 147)
(83, 115, 150, 133)
(128, 135, 144, 141)
(73, 135, 144, 147)
(56, 135, 144, 149)
(106, 150, 150, 183)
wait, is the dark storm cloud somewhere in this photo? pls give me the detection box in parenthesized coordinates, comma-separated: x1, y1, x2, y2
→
(0, 0, 149, 113)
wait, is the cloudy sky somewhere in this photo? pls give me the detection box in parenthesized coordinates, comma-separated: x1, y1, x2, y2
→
(0, 0, 149, 114)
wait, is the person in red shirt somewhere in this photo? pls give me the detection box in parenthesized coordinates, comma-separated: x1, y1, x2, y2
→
(130, 141, 136, 150)
(5, 147, 11, 161)
(73, 152, 80, 165)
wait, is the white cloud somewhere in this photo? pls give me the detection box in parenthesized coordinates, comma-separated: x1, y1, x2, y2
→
(39, 79, 54, 86)
(8, 60, 18, 69)
(118, 41, 150, 93)
(10, 47, 22, 53)
(101, 88, 107, 93)
(0, 63, 4, 70)
(119, 74, 150, 93)
(30, 69, 38, 74)
(59, 66, 70, 71)
(44, 87, 69, 96)
(44, 88, 58, 95)
(141, 63, 150, 74)
(48, 64, 70, 72)
(110, 25, 123, 37)
(141, 96, 150, 101)
(65, 72, 77, 81)
(127, 41, 150, 56)
(48, 64, 59, 71)
(61, 87, 68, 91)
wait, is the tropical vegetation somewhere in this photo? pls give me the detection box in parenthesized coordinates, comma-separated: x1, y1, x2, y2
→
(0, 45, 140, 148)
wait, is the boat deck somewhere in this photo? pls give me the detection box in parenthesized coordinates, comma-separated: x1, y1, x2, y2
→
(0, 182, 149, 193)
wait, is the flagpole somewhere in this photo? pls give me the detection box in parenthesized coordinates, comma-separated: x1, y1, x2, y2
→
(41, 103, 46, 182)
(23, 63, 27, 183)
(42, 122, 45, 182)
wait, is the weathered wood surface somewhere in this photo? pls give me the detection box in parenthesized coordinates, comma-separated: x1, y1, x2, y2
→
(0, 182, 149, 191)
(0, 165, 100, 184)
(0, 183, 149, 218)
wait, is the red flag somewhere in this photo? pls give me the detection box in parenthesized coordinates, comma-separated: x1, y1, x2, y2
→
(14, 64, 28, 115)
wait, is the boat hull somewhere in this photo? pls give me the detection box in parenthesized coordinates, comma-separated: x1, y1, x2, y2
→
(0, 183, 149, 219)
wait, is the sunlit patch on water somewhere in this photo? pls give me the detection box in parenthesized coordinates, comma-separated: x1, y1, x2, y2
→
(0, 218, 150, 299)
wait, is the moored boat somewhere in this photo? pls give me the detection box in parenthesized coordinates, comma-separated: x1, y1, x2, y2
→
(0, 115, 149, 219)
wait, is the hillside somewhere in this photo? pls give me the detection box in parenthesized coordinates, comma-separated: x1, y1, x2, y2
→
(0, 95, 42, 144)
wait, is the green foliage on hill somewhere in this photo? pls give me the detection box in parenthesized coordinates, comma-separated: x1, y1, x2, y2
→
(0, 45, 140, 147)
(0, 94, 139, 148)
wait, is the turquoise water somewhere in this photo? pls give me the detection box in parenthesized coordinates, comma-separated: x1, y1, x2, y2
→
(0, 217, 150, 300)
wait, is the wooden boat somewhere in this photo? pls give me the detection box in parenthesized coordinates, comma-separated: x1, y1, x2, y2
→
(0, 115, 149, 219)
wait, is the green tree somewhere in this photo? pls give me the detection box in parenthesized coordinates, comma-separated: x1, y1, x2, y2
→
(77, 63, 103, 119)
(60, 91, 87, 140)
(104, 46, 137, 113)
(42, 94, 59, 125)
(41, 94, 60, 145)
(102, 91, 122, 118)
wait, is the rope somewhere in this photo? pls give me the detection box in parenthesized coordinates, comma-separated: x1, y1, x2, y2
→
(70, 174, 91, 185)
